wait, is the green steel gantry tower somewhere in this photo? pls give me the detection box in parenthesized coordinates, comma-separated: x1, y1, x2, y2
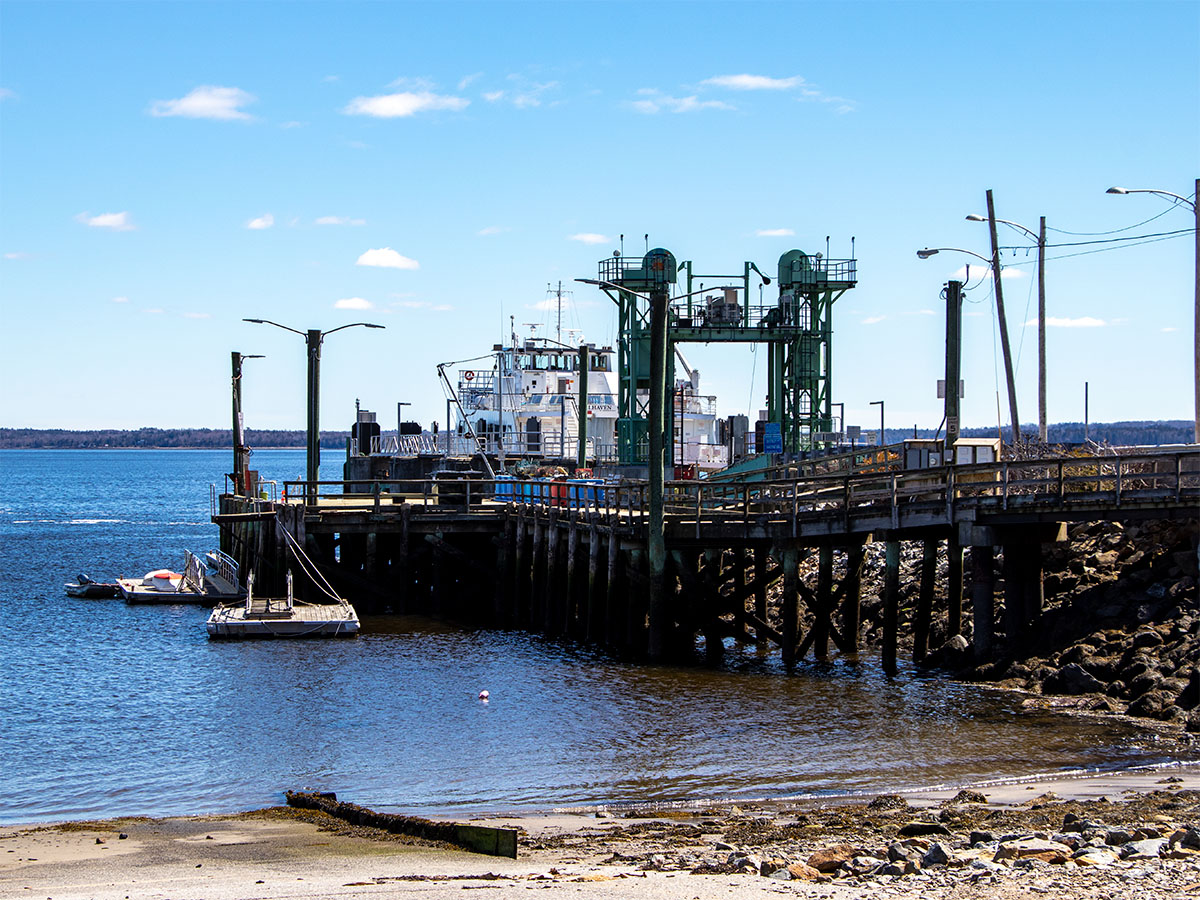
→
(590, 245, 857, 463)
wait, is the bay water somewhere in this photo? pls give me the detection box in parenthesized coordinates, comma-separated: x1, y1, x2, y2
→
(0, 449, 1185, 825)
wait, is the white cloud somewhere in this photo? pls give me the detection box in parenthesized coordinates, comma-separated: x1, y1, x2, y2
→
(335, 297, 374, 310)
(1036, 316, 1106, 328)
(322, 75, 340, 83)
(111, 296, 129, 303)
(628, 91, 734, 114)
(1162, 326, 1179, 333)
(143, 308, 164, 315)
(861, 315, 886, 325)
(182, 311, 211, 319)
(702, 74, 800, 91)
(756, 228, 795, 237)
(569, 233, 609, 245)
(388, 76, 436, 91)
(458, 72, 483, 91)
(280, 120, 305, 129)
(483, 91, 505, 102)
(246, 213, 274, 230)
(76, 211, 135, 231)
(343, 91, 468, 118)
(357, 247, 420, 269)
(149, 85, 255, 120)
(0, 88, 15, 101)
(477, 225, 509, 236)
(315, 216, 366, 226)
(3, 251, 30, 260)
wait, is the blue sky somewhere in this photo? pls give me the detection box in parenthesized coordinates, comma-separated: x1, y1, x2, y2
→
(2, 1, 1196, 434)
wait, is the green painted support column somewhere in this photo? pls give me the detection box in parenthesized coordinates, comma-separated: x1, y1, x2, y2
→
(646, 289, 669, 660)
(882, 540, 900, 676)
(577, 344, 589, 468)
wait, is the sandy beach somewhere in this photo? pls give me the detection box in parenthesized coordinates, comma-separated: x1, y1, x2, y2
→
(5, 766, 1199, 900)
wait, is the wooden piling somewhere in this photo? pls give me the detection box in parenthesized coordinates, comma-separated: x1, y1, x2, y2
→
(971, 545, 995, 660)
(530, 510, 545, 631)
(565, 516, 580, 637)
(605, 527, 620, 649)
(545, 509, 560, 635)
(946, 537, 963, 638)
(913, 536, 937, 663)
(814, 545, 833, 660)
(781, 547, 799, 668)
(586, 520, 601, 642)
(753, 546, 768, 642)
(882, 540, 900, 676)
(842, 542, 864, 652)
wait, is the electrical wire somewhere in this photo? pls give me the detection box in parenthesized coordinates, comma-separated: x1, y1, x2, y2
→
(1001, 230, 1191, 265)
(999, 227, 1193, 251)
(1046, 203, 1184, 236)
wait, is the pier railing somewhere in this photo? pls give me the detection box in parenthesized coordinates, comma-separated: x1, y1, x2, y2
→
(280, 449, 1198, 533)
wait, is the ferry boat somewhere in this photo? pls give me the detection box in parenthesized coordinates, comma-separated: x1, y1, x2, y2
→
(448, 323, 729, 471)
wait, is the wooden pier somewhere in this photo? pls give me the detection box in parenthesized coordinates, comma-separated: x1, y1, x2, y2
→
(215, 449, 1199, 669)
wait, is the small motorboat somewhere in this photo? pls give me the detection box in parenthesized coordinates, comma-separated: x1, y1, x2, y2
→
(64, 574, 120, 599)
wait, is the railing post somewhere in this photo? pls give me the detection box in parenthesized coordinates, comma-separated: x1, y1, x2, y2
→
(1002, 462, 1009, 510)
(1115, 460, 1122, 507)
(373, 481, 380, 515)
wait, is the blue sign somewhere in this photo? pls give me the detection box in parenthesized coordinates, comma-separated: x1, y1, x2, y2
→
(763, 422, 783, 453)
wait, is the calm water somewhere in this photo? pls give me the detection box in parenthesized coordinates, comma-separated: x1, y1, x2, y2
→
(0, 449, 1187, 824)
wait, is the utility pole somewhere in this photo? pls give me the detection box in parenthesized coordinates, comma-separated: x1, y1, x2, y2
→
(231, 351, 262, 495)
(944, 280, 963, 455)
(305, 329, 322, 501)
(986, 189, 1021, 446)
(1037, 216, 1047, 442)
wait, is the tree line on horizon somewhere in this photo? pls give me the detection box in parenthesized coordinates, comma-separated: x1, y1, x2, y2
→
(0, 421, 1192, 450)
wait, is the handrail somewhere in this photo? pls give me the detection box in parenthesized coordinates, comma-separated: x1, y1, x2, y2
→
(264, 449, 1198, 526)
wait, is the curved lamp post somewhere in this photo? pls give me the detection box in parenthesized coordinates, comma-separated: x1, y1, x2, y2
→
(968, 212, 1048, 441)
(244, 318, 385, 499)
(1107, 180, 1199, 443)
(918, 246, 1021, 446)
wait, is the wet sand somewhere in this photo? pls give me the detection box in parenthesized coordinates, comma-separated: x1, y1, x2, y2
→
(4, 766, 1200, 899)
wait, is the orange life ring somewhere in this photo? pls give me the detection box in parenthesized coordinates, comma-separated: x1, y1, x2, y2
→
(464, 371, 474, 381)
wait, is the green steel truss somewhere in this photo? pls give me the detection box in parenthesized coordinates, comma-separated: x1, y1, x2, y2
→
(594, 247, 856, 462)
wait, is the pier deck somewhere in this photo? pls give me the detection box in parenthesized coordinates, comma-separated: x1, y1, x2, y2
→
(215, 448, 1198, 667)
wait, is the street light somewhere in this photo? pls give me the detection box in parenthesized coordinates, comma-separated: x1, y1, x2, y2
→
(1107, 180, 1200, 443)
(918, 241, 1021, 446)
(870, 400, 885, 446)
(967, 212, 1048, 442)
(243, 318, 385, 499)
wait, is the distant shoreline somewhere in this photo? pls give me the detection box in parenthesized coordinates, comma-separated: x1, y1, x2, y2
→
(1, 420, 1192, 451)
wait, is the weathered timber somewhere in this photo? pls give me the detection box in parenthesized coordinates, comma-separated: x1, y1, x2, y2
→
(882, 540, 900, 677)
(971, 545, 996, 660)
(913, 537, 938, 663)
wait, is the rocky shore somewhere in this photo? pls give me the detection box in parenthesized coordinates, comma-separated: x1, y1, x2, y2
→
(792, 516, 1199, 736)
(6, 773, 1198, 899)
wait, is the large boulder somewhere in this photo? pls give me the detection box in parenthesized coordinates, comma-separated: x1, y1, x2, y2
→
(1042, 663, 1105, 695)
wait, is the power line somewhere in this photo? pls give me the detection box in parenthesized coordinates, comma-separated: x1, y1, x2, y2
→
(1045, 203, 1182, 236)
(999, 227, 1194, 251)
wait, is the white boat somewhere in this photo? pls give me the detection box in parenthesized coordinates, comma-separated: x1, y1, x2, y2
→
(118, 549, 245, 605)
(447, 321, 728, 471)
(206, 572, 360, 638)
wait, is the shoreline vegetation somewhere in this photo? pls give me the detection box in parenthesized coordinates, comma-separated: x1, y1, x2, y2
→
(4, 768, 1198, 899)
(0, 420, 1193, 450)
